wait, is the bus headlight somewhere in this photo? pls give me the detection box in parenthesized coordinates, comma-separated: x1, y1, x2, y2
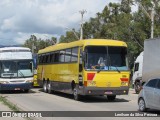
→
(26, 80, 33, 83)
(0, 81, 9, 84)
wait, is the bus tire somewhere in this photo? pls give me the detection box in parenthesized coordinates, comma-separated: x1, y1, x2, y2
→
(43, 80, 48, 93)
(47, 81, 53, 94)
(73, 87, 81, 101)
(107, 95, 116, 101)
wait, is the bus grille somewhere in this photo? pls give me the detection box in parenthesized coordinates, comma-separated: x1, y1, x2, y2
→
(10, 80, 25, 83)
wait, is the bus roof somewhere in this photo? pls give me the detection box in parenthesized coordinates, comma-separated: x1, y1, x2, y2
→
(0, 47, 32, 60)
(38, 39, 127, 54)
(0, 47, 31, 52)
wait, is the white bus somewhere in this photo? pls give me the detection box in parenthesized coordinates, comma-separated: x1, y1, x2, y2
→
(0, 47, 34, 92)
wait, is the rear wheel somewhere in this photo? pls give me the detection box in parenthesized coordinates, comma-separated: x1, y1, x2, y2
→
(107, 95, 116, 101)
(138, 98, 147, 112)
(43, 81, 48, 93)
(47, 81, 53, 94)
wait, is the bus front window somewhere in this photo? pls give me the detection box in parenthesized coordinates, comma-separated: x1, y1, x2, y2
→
(0, 61, 17, 78)
(85, 46, 128, 71)
(0, 60, 33, 78)
(108, 46, 128, 71)
(18, 60, 33, 77)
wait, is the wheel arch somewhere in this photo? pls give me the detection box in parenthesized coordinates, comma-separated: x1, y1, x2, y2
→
(71, 80, 76, 90)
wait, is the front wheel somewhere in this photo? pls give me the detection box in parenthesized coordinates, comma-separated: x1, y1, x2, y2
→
(107, 95, 116, 101)
(138, 98, 147, 112)
(73, 88, 81, 101)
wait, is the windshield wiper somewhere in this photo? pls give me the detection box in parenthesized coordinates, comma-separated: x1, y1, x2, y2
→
(18, 70, 25, 78)
(113, 66, 120, 73)
(97, 67, 102, 73)
(108, 55, 120, 73)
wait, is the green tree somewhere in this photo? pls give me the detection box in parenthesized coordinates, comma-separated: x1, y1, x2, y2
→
(23, 35, 57, 53)
(59, 30, 79, 43)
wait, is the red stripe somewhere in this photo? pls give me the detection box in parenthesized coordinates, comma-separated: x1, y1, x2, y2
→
(120, 78, 129, 82)
(87, 73, 95, 80)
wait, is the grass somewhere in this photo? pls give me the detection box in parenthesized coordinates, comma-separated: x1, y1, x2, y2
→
(0, 95, 33, 120)
(0, 96, 20, 112)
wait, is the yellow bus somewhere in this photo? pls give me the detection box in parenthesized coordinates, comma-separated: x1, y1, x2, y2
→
(37, 39, 130, 100)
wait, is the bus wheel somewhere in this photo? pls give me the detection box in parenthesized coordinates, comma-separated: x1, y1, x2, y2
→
(47, 81, 53, 94)
(73, 87, 80, 101)
(107, 95, 116, 101)
(43, 81, 48, 93)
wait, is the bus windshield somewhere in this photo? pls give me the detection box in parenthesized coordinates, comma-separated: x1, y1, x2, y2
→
(0, 60, 33, 78)
(85, 46, 128, 71)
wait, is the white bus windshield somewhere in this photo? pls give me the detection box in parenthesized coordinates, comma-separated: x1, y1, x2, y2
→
(85, 46, 128, 71)
(0, 60, 33, 78)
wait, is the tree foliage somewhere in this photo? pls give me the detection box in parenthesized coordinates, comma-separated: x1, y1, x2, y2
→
(23, 35, 57, 53)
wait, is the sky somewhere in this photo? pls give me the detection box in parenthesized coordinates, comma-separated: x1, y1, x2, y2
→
(0, 0, 122, 45)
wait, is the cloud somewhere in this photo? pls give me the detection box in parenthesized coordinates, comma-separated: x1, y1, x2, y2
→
(0, 0, 119, 45)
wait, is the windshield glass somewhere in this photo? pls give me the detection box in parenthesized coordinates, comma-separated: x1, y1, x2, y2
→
(85, 46, 128, 71)
(0, 60, 33, 78)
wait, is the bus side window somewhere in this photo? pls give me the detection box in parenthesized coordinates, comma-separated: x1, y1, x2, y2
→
(50, 53, 54, 63)
(71, 47, 78, 62)
(42, 55, 46, 64)
(59, 50, 65, 62)
(38, 55, 42, 64)
(65, 49, 71, 62)
(46, 54, 50, 63)
(54, 51, 60, 63)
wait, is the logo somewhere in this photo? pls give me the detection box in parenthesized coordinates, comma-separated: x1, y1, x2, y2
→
(2, 112, 11, 117)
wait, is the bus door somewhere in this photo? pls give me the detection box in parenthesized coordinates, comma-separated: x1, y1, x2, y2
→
(78, 47, 83, 87)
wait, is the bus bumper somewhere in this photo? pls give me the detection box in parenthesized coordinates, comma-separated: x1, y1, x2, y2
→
(79, 86, 129, 96)
(0, 83, 33, 91)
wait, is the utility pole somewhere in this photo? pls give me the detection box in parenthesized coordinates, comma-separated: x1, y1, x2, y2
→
(136, 1, 155, 39)
(32, 36, 36, 53)
(151, 1, 155, 39)
(79, 10, 87, 40)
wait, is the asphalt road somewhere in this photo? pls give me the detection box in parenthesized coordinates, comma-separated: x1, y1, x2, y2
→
(0, 88, 159, 120)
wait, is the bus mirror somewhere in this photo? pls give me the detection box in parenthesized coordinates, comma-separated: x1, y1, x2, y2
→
(82, 52, 86, 61)
(29, 62, 33, 72)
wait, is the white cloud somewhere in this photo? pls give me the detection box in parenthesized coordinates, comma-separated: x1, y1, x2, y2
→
(0, 0, 119, 45)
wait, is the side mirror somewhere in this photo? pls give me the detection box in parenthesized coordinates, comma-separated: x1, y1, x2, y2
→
(29, 62, 33, 72)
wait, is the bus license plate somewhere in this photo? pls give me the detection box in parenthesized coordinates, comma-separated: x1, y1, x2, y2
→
(104, 91, 112, 94)
(15, 88, 20, 90)
(88, 81, 96, 86)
